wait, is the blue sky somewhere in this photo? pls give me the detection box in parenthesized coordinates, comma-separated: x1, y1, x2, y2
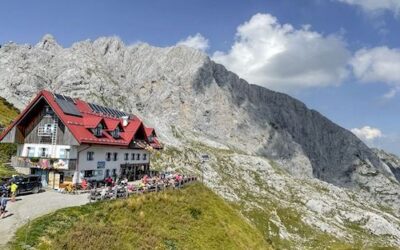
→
(1, 0, 400, 154)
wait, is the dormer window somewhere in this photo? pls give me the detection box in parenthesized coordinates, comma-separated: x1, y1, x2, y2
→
(111, 127, 121, 139)
(93, 123, 103, 137)
(44, 105, 54, 116)
(148, 135, 154, 143)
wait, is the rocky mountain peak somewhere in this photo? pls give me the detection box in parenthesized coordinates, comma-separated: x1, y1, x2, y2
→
(35, 34, 62, 51)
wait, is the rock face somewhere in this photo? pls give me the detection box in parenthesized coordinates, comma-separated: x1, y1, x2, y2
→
(1, 35, 400, 247)
(373, 148, 400, 180)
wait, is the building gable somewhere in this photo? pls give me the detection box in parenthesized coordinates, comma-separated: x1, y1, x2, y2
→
(0, 90, 161, 149)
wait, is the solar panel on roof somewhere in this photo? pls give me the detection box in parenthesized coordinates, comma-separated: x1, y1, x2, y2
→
(54, 93, 64, 100)
(55, 98, 82, 117)
(99, 106, 107, 114)
(88, 103, 94, 111)
(107, 109, 115, 117)
(93, 104, 100, 113)
(87, 102, 128, 117)
(54, 93, 76, 104)
(112, 109, 118, 116)
(104, 107, 111, 115)
(64, 96, 74, 103)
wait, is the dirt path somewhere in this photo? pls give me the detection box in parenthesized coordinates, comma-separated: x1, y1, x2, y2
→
(0, 190, 89, 247)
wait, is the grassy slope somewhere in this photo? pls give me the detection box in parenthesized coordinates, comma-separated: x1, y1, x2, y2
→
(0, 97, 19, 177)
(151, 136, 399, 249)
(0, 96, 19, 127)
(10, 183, 270, 250)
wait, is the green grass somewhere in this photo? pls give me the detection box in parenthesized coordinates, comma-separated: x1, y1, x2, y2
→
(0, 96, 19, 128)
(0, 163, 17, 178)
(10, 183, 270, 250)
(0, 97, 19, 178)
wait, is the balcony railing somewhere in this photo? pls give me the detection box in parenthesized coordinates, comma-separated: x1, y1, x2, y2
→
(11, 156, 77, 170)
(37, 126, 55, 137)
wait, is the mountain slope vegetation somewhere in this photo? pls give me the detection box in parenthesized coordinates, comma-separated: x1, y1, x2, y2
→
(0, 97, 18, 177)
(0, 96, 19, 128)
(10, 183, 270, 250)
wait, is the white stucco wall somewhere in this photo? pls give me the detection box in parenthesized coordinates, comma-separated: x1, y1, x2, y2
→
(76, 145, 150, 180)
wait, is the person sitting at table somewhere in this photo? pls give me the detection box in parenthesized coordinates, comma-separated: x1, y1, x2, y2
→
(81, 178, 88, 190)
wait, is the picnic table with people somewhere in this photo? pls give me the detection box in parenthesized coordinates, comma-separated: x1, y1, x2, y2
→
(88, 172, 197, 202)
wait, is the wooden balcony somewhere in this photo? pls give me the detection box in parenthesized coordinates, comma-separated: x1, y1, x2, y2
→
(11, 156, 77, 170)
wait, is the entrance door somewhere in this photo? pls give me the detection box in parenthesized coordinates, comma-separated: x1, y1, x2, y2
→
(31, 169, 49, 188)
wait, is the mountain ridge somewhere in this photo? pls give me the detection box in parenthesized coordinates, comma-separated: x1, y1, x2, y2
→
(1, 35, 400, 247)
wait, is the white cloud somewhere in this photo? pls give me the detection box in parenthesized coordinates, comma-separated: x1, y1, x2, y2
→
(177, 33, 209, 51)
(336, 0, 400, 16)
(351, 126, 383, 141)
(212, 13, 350, 92)
(350, 46, 400, 98)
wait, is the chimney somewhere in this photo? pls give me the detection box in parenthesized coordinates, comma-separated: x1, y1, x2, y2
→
(121, 116, 129, 127)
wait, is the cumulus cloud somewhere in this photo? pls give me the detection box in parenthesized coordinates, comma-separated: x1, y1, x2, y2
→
(212, 13, 350, 92)
(336, 0, 400, 16)
(351, 126, 383, 141)
(350, 46, 400, 98)
(177, 33, 209, 51)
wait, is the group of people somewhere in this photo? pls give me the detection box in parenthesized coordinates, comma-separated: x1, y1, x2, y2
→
(0, 180, 19, 219)
(89, 172, 197, 201)
(127, 172, 195, 192)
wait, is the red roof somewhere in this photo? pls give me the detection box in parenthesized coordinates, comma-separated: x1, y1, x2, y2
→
(145, 127, 155, 136)
(0, 90, 162, 149)
(83, 115, 103, 128)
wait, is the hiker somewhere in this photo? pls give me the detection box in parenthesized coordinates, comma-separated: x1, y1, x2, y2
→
(100, 186, 107, 200)
(81, 178, 88, 190)
(10, 182, 18, 202)
(105, 176, 113, 187)
(0, 193, 8, 219)
(0, 183, 8, 197)
(120, 177, 128, 186)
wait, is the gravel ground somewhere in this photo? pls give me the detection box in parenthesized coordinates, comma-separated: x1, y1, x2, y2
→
(0, 190, 89, 247)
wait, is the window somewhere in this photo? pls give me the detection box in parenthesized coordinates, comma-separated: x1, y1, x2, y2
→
(112, 169, 117, 176)
(143, 153, 147, 160)
(131, 153, 135, 160)
(40, 148, 48, 157)
(105, 169, 110, 177)
(27, 147, 35, 157)
(124, 153, 129, 161)
(84, 170, 94, 178)
(113, 152, 118, 161)
(136, 153, 140, 160)
(59, 148, 70, 159)
(93, 123, 103, 137)
(43, 123, 54, 134)
(87, 151, 94, 161)
(59, 149, 65, 158)
(148, 135, 154, 143)
(106, 152, 112, 161)
(95, 170, 103, 177)
(111, 127, 120, 138)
